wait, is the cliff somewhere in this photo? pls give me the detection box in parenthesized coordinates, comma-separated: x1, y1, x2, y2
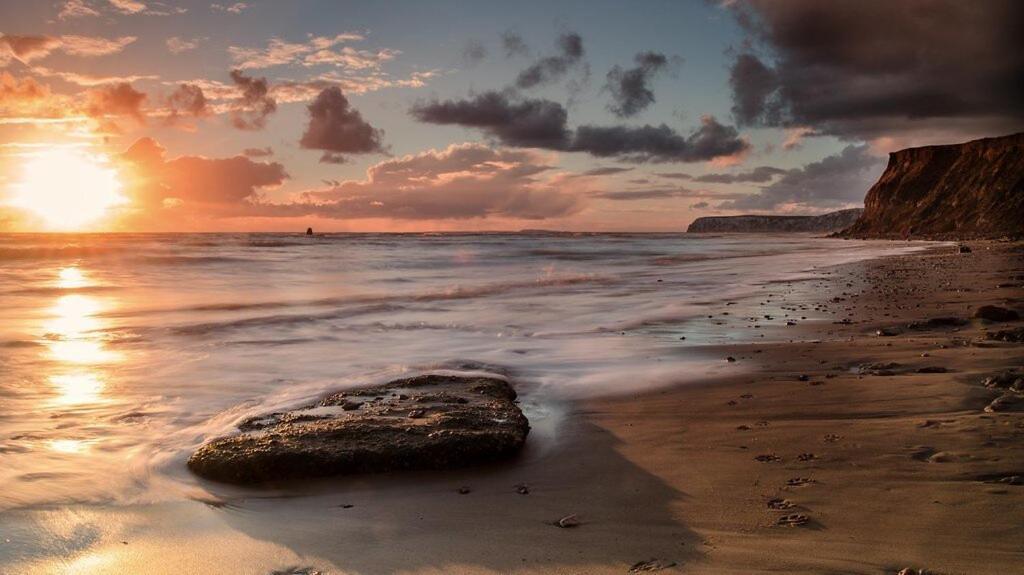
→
(687, 208, 863, 234)
(843, 133, 1024, 239)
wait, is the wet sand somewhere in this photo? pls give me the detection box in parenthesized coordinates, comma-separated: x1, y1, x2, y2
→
(4, 241, 1022, 574)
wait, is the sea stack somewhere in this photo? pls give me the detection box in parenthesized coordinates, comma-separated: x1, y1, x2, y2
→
(306, 227, 313, 235)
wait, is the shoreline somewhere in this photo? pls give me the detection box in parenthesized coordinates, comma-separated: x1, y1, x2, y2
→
(3, 240, 1022, 574)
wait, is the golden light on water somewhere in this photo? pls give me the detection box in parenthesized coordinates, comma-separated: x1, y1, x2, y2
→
(42, 268, 118, 405)
(48, 438, 92, 454)
(9, 149, 127, 231)
(49, 373, 106, 405)
(57, 266, 87, 289)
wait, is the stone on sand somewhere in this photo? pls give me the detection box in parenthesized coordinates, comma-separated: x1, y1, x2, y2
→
(974, 305, 1020, 322)
(187, 374, 530, 484)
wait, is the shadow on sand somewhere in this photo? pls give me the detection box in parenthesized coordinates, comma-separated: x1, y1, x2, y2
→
(210, 410, 702, 574)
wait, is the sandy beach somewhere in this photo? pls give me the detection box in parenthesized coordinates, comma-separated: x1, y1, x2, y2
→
(4, 240, 1020, 575)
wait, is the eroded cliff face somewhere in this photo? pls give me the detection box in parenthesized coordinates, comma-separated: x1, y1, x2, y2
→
(844, 133, 1024, 239)
(687, 208, 863, 233)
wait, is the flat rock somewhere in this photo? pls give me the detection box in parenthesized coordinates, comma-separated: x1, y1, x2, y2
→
(906, 316, 967, 330)
(974, 305, 1020, 322)
(987, 326, 1024, 342)
(188, 374, 530, 484)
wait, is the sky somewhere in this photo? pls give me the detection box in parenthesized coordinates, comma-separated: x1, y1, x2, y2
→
(0, 0, 1021, 232)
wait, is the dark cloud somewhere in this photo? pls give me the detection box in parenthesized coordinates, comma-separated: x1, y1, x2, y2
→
(726, 0, 1024, 140)
(243, 147, 273, 157)
(85, 82, 146, 123)
(501, 31, 529, 58)
(728, 52, 780, 126)
(228, 69, 277, 130)
(515, 32, 584, 89)
(655, 172, 692, 180)
(693, 165, 786, 183)
(411, 91, 749, 163)
(718, 145, 883, 210)
(299, 87, 385, 164)
(594, 187, 706, 201)
(605, 51, 670, 117)
(410, 90, 570, 149)
(570, 116, 750, 163)
(583, 166, 632, 176)
(462, 39, 487, 66)
(166, 83, 208, 120)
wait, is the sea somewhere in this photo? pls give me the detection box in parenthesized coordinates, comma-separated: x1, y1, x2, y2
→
(0, 232, 922, 511)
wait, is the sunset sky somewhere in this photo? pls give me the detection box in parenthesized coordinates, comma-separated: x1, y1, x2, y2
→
(1, 0, 1021, 232)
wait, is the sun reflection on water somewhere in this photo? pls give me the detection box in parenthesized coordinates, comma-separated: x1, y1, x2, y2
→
(48, 438, 92, 453)
(57, 266, 87, 289)
(41, 267, 118, 407)
(49, 373, 106, 405)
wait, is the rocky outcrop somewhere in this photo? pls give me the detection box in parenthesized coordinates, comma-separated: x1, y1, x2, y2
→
(188, 374, 530, 484)
(686, 208, 863, 233)
(844, 133, 1024, 239)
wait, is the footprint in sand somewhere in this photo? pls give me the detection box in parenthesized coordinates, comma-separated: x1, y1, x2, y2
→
(767, 498, 794, 509)
(786, 477, 815, 487)
(755, 453, 782, 463)
(776, 514, 810, 527)
(629, 559, 677, 572)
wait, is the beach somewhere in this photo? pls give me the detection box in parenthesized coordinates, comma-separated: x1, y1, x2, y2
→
(2, 236, 1022, 574)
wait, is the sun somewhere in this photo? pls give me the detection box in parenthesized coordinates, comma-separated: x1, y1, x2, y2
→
(10, 149, 127, 230)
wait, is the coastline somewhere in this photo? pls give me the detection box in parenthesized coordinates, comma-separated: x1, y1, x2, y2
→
(3, 240, 1022, 574)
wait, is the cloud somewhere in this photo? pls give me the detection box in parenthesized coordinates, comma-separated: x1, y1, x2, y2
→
(515, 32, 584, 89)
(583, 166, 632, 176)
(655, 172, 692, 180)
(271, 69, 438, 101)
(411, 91, 749, 163)
(0, 72, 71, 119)
(30, 66, 157, 86)
(166, 36, 201, 54)
(242, 147, 273, 157)
(118, 137, 288, 215)
(58, 0, 185, 17)
(725, 0, 1024, 140)
(0, 35, 63, 65)
(690, 201, 709, 209)
(228, 33, 379, 70)
(605, 51, 671, 117)
(165, 83, 209, 121)
(501, 31, 528, 58)
(0, 34, 136, 65)
(107, 0, 146, 14)
(782, 126, 812, 150)
(462, 39, 487, 66)
(85, 82, 147, 123)
(411, 90, 571, 149)
(570, 116, 750, 163)
(717, 145, 883, 211)
(692, 165, 785, 183)
(58, 35, 138, 56)
(298, 86, 385, 163)
(228, 69, 276, 130)
(211, 2, 248, 13)
(594, 187, 709, 201)
(59, 0, 100, 19)
(293, 143, 584, 220)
